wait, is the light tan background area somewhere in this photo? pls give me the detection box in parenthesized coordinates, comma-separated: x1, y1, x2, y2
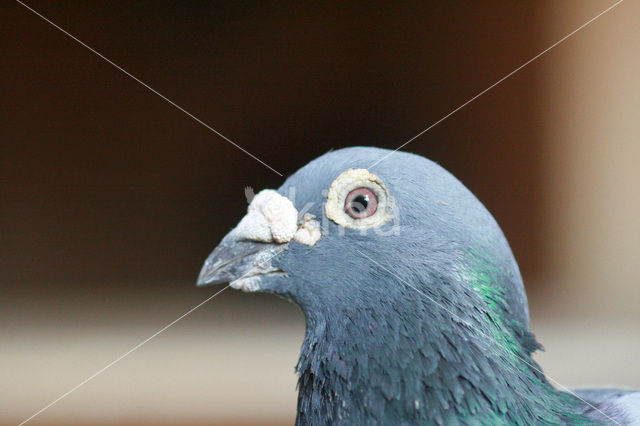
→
(2, 1, 638, 425)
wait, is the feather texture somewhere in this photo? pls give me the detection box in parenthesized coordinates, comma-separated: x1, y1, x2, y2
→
(200, 147, 638, 424)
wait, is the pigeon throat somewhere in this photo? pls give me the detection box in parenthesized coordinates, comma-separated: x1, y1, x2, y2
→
(293, 292, 596, 425)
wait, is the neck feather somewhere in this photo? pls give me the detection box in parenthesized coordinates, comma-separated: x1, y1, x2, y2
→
(294, 298, 595, 425)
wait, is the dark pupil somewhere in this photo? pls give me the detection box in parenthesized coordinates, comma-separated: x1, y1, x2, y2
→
(351, 194, 369, 213)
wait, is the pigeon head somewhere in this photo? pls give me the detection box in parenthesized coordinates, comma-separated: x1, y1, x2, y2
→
(198, 147, 598, 424)
(200, 147, 528, 325)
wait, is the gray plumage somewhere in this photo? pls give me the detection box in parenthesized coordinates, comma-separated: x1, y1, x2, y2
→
(199, 146, 639, 425)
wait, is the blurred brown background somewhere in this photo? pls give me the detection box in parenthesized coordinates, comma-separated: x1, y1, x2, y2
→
(1, 1, 638, 425)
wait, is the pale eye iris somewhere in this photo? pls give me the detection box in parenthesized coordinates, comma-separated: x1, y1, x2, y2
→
(345, 187, 378, 219)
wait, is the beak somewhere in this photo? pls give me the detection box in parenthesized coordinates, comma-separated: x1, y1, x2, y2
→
(197, 233, 287, 290)
(197, 188, 320, 291)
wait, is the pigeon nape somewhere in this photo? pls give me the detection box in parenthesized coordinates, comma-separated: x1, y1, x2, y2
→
(198, 147, 639, 425)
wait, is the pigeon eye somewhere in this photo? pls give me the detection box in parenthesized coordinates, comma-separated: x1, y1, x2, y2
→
(325, 168, 393, 229)
(345, 187, 377, 219)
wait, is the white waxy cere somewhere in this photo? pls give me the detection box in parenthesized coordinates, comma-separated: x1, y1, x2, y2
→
(232, 189, 321, 246)
(230, 276, 262, 292)
(325, 168, 392, 229)
(293, 213, 321, 246)
(232, 189, 298, 243)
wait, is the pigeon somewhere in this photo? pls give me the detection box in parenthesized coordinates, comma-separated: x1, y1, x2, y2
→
(198, 147, 639, 425)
